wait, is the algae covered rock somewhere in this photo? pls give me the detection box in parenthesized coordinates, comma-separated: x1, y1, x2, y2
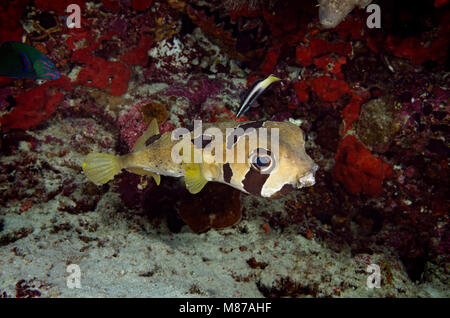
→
(356, 95, 402, 153)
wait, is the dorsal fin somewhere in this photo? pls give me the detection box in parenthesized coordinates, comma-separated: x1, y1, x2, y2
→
(133, 118, 159, 152)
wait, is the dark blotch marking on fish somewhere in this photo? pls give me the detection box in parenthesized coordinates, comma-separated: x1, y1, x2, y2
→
(191, 134, 213, 149)
(242, 167, 270, 196)
(238, 120, 265, 131)
(226, 121, 266, 149)
(226, 129, 245, 149)
(270, 183, 296, 199)
(145, 134, 162, 147)
(223, 163, 233, 183)
(251, 148, 272, 156)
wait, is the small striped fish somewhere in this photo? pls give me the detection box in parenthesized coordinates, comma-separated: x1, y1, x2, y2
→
(236, 74, 281, 118)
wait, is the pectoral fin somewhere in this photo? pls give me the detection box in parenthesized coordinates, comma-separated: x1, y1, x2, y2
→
(127, 167, 161, 185)
(182, 163, 208, 194)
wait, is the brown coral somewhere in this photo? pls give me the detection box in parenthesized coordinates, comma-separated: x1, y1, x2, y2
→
(356, 96, 403, 153)
(178, 183, 242, 233)
(150, 16, 181, 42)
(140, 101, 169, 125)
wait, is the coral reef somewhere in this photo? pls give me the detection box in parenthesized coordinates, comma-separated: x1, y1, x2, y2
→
(0, 0, 27, 43)
(0, 0, 448, 298)
(310, 75, 350, 102)
(319, 0, 372, 29)
(70, 32, 131, 96)
(117, 100, 153, 151)
(333, 134, 393, 196)
(178, 183, 242, 233)
(0, 76, 71, 131)
(120, 35, 153, 67)
(356, 96, 403, 153)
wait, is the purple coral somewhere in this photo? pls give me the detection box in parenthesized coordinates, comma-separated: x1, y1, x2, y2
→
(109, 18, 128, 38)
(164, 77, 223, 106)
(117, 101, 150, 151)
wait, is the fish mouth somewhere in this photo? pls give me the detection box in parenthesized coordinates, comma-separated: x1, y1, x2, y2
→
(297, 164, 318, 188)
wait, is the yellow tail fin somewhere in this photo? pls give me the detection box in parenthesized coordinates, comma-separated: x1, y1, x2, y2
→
(82, 153, 122, 185)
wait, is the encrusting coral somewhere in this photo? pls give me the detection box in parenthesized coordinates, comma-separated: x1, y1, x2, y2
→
(0, 0, 448, 296)
(318, 0, 372, 29)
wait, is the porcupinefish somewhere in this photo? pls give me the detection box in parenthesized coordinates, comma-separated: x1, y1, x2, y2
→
(0, 42, 60, 80)
(82, 119, 318, 198)
(236, 74, 281, 118)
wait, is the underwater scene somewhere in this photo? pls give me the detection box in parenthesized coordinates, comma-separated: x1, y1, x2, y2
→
(0, 0, 448, 298)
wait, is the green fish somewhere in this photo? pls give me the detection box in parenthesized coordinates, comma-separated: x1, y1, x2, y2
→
(0, 41, 60, 80)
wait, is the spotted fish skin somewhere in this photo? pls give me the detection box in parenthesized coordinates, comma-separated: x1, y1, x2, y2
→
(117, 120, 317, 198)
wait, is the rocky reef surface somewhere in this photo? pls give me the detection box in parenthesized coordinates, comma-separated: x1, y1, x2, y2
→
(0, 0, 448, 297)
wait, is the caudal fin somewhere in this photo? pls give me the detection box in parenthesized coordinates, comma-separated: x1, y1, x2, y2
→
(82, 153, 121, 184)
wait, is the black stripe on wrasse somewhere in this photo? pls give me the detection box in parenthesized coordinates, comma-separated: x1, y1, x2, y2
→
(236, 80, 263, 117)
(223, 163, 233, 183)
(145, 133, 162, 147)
(236, 75, 281, 118)
(245, 79, 264, 98)
(242, 87, 264, 111)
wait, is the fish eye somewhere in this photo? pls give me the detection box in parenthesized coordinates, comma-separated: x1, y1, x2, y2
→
(256, 156, 271, 167)
(251, 154, 272, 172)
(249, 148, 275, 174)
